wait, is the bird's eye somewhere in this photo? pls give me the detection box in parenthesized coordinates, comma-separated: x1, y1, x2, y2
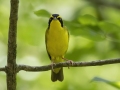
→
(57, 17, 62, 21)
(48, 17, 53, 25)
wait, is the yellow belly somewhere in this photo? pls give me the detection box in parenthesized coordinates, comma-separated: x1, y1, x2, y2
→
(46, 27, 68, 63)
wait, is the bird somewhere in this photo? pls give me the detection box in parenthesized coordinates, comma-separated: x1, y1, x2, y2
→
(45, 14, 69, 82)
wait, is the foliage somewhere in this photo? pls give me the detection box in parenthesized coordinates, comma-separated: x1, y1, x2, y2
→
(0, 0, 120, 90)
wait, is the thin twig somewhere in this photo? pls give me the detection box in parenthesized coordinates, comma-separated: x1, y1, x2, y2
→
(0, 67, 6, 72)
(17, 58, 120, 72)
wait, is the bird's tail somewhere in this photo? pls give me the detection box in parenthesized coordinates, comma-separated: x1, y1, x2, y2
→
(51, 67, 64, 82)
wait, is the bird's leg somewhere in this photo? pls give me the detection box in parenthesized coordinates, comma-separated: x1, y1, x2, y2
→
(51, 61, 56, 71)
(62, 57, 73, 69)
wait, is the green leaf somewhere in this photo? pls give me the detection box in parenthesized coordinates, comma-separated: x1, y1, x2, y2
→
(65, 18, 105, 41)
(34, 9, 51, 17)
(64, 20, 82, 30)
(78, 14, 98, 26)
(99, 21, 120, 33)
(99, 21, 120, 42)
(92, 77, 120, 89)
(69, 25, 105, 41)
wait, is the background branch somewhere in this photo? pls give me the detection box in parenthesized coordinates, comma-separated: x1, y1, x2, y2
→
(6, 0, 19, 90)
(89, 0, 120, 9)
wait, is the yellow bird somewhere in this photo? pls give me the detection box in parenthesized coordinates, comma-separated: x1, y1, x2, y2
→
(45, 14, 69, 82)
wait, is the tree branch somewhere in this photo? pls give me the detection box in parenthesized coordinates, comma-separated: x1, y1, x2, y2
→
(17, 58, 120, 72)
(0, 58, 119, 72)
(6, 0, 19, 90)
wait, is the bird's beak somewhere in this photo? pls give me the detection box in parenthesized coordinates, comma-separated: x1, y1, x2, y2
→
(53, 17, 57, 20)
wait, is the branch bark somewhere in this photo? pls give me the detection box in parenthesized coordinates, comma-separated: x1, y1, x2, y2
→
(16, 58, 120, 72)
(6, 0, 19, 90)
(0, 58, 120, 72)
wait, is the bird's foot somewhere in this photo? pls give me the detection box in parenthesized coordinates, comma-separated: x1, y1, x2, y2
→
(62, 57, 74, 69)
(66, 60, 74, 69)
(51, 62, 56, 71)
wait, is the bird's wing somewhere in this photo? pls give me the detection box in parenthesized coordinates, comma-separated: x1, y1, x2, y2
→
(63, 26, 69, 54)
(45, 28, 51, 60)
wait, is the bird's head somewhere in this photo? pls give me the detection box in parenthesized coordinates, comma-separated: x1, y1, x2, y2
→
(48, 14, 63, 28)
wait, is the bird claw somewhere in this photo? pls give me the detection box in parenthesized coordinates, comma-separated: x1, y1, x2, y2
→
(66, 60, 74, 69)
(66, 60, 73, 65)
(51, 62, 56, 71)
(62, 57, 73, 69)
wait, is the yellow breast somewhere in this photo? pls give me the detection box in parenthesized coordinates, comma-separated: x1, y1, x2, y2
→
(46, 20, 69, 57)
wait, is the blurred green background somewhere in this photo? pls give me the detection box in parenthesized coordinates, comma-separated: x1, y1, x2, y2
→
(0, 0, 120, 90)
